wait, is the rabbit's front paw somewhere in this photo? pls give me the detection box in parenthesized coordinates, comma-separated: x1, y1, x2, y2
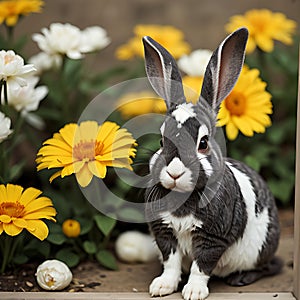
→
(182, 281, 209, 300)
(149, 275, 179, 297)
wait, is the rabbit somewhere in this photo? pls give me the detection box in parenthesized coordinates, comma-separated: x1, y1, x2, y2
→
(142, 27, 281, 300)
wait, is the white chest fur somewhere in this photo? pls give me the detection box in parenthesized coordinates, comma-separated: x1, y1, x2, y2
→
(160, 212, 203, 256)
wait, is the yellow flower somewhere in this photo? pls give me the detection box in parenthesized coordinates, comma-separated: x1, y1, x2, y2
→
(116, 91, 166, 118)
(0, 184, 56, 240)
(116, 24, 190, 60)
(36, 121, 137, 187)
(182, 76, 204, 104)
(217, 66, 272, 140)
(225, 9, 297, 53)
(0, 0, 43, 27)
(62, 219, 80, 238)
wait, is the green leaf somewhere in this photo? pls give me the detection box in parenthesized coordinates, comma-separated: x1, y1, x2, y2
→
(95, 250, 118, 270)
(13, 253, 28, 265)
(56, 248, 80, 267)
(94, 214, 116, 236)
(24, 239, 51, 258)
(47, 233, 67, 245)
(244, 155, 260, 172)
(76, 217, 93, 235)
(9, 161, 26, 181)
(268, 179, 294, 204)
(83, 241, 97, 254)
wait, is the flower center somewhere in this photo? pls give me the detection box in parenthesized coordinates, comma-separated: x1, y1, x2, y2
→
(73, 140, 104, 161)
(225, 92, 246, 116)
(4, 54, 14, 65)
(0, 201, 25, 218)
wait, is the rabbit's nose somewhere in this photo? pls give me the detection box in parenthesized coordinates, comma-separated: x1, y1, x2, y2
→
(167, 171, 185, 180)
(166, 157, 186, 180)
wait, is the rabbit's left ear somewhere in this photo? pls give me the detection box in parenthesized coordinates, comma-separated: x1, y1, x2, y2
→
(143, 36, 186, 110)
(200, 27, 248, 113)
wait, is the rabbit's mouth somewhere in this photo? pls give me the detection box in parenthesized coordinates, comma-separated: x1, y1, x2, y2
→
(159, 157, 194, 192)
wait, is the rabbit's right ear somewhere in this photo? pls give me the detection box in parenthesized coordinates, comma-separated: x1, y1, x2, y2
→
(200, 27, 248, 113)
(143, 36, 186, 110)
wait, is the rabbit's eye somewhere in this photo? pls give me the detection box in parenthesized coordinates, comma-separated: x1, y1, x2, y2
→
(198, 135, 209, 154)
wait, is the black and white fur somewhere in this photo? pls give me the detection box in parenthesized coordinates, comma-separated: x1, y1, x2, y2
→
(143, 28, 281, 300)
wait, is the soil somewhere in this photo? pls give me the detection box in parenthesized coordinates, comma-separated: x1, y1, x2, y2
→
(0, 208, 294, 294)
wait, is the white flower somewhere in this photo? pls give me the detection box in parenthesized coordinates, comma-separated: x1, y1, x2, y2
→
(115, 231, 159, 263)
(80, 26, 111, 53)
(28, 52, 62, 74)
(178, 49, 213, 76)
(0, 112, 13, 143)
(32, 23, 84, 59)
(0, 50, 36, 90)
(35, 259, 72, 290)
(5, 76, 48, 113)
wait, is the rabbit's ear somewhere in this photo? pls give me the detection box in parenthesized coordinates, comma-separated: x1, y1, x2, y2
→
(200, 27, 248, 113)
(143, 36, 186, 110)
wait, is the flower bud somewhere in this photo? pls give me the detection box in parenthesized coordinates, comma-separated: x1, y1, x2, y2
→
(62, 219, 81, 238)
(36, 259, 72, 290)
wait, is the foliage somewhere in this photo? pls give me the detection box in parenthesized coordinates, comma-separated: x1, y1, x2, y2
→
(0, 4, 298, 275)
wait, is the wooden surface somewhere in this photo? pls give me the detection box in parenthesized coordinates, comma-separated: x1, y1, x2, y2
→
(293, 48, 300, 300)
(0, 292, 296, 300)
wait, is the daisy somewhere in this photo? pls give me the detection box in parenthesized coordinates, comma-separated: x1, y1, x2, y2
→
(80, 26, 111, 53)
(225, 9, 297, 53)
(0, 183, 56, 240)
(217, 66, 272, 140)
(32, 23, 84, 60)
(116, 24, 190, 60)
(0, 50, 36, 90)
(5, 76, 48, 112)
(0, 0, 43, 27)
(36, 121, 137, 187)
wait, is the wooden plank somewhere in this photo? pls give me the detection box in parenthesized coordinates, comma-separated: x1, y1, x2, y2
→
(293, 47, 300, 300)
(0, 292, 296, 300)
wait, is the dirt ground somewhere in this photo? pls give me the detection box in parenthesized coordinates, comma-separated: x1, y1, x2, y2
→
(0, 208, 294, 294)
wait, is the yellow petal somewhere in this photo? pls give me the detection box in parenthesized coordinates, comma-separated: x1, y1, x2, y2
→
(24, 197, 54, 213)
(24, 207, 57, 221)
(49, 170, 62, 183)
(75, 164, 93, 187)
(0, 215, 11, 223)
(59, 123, 77, 146)
(19, 187, 43, 206)
(77, 121, 99, 142)
(88, 161, 107, 178)
(97, 121, 119, 143)
(0, 185, 8, 203)
(3, 223, 23, 236)
(13, 218, 27, 228)
(26, 220, 49, 241)
(225, 121, 239, 141)
(6, 184, 24, 203)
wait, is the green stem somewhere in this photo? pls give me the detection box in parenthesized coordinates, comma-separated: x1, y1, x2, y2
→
(3, 81, 8, 105)
(0, 235, 13, 274)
